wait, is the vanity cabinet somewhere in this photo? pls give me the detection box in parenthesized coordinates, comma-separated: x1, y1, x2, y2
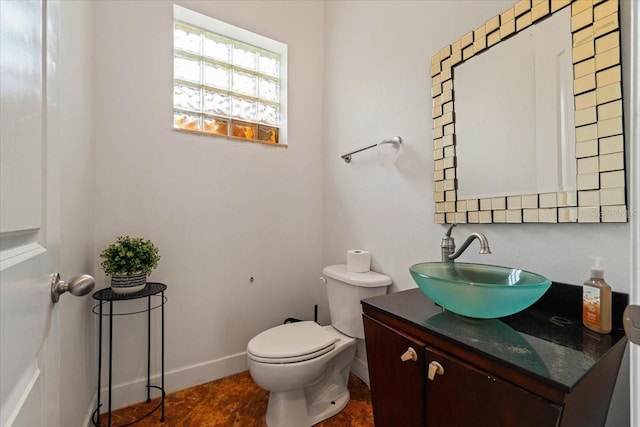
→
(363, 316, 426, 426)
(423, 346, 561, 426)
(362, 286, 628, 427)
(364, 315, 560, 427)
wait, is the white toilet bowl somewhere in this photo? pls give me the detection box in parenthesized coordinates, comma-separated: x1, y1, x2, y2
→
(247, 265, 391, 427)
(247, 321, 356, 427)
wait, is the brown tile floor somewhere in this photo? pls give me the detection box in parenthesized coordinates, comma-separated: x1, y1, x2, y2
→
(99, 371, 374, 427)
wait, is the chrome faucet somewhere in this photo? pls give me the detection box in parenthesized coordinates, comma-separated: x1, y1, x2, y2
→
(441, 224, 491, 262)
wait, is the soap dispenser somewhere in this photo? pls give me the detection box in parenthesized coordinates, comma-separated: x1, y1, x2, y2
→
(582, 257, 612, 334)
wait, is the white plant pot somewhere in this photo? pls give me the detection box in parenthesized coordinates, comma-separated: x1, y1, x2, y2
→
(110, 273, 147, 294)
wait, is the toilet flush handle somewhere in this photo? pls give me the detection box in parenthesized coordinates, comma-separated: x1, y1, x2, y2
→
(319, 277, 327, 284)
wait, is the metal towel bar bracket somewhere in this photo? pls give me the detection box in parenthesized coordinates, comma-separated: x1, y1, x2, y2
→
(341, 136, 402, 163)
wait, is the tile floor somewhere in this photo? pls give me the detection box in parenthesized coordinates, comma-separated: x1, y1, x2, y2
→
(99, 371, 374, 426)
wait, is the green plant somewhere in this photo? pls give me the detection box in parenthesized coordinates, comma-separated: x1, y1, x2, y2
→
(100, 236, 160, 276)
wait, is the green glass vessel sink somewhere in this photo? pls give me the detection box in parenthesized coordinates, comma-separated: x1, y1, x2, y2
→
(409, 262, 551, 319)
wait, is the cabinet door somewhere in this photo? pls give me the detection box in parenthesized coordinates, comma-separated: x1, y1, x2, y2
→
(425, 347, 562, 427)
(363, 315, 426, 427)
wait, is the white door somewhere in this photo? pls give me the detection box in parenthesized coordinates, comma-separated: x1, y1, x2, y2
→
(1, 1, 62, 425)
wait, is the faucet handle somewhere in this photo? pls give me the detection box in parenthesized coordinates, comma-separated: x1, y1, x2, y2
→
(445, 223, 457, 237)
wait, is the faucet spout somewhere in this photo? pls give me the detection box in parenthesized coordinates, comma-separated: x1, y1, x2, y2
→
(441, 227, 491, 262)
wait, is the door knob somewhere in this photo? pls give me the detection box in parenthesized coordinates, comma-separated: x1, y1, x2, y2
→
(51, 273, 95, 303)
(428, 361, 445, 380)
(400, 347, 418, 362)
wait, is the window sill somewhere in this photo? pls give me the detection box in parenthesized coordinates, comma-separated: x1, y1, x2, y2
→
(173, 127, 288, 148)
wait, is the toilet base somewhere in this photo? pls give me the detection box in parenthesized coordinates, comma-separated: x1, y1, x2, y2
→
(266, 387, 350, 427)
(263, 337, 356, 427)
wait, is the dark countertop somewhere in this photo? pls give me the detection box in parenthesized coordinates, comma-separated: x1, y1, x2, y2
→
(361, 282, 628, 392)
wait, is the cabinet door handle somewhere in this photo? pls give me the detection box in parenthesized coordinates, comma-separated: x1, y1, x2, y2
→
(400, 347, 418, 362)
(428, 361, 445, 380)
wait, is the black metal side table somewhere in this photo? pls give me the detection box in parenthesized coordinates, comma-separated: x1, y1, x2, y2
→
(91, 282, 167, 427)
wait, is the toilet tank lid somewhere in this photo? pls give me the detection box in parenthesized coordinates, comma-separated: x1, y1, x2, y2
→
(322, 264, 392, 287)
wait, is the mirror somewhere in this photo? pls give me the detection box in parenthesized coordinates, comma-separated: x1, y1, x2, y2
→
(431, 0, 627, 224)
(456, 7, 576, 199)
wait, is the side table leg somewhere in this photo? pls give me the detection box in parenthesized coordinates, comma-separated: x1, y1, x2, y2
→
(96, 301, 103, 426)
(161, 290, 165, 422)
(108, 300, 113, 427)
(147, 295, 151, 403)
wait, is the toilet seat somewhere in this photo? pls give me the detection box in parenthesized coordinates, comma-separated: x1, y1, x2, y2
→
(247, 321, 337, 364)
(248, 343, 336, 364)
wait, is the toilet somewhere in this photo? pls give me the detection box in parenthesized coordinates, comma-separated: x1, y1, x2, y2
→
(247, 264, 391, 427)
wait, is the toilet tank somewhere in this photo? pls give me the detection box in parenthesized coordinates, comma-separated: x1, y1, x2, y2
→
(322, 264, 392, 339)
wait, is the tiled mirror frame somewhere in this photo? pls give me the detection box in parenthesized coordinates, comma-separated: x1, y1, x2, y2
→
(431, 0, 627, 224)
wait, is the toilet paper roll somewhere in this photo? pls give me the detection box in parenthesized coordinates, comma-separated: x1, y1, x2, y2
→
(347, 250, 371, 273)
(377, 138, 402, 168)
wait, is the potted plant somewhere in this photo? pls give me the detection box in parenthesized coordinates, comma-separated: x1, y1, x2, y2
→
(100, 236, 160, 294)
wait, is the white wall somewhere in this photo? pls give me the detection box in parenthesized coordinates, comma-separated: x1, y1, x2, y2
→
(58, 1, 97, 425)
(322, 1, 631, 426)
(93, 0, 325, 408)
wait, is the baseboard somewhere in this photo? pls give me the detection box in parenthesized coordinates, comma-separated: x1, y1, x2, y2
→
(83, 392, 97, 427)
(95, 350, 368, 412)
(97, 351, 248, 412)
(350, 356, 370, 386)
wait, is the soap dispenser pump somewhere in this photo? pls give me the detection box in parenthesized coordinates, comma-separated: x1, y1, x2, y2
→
(582, 257, 612, 334)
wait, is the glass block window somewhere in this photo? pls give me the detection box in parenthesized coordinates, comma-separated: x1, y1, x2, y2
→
(173, 7, 287, 145)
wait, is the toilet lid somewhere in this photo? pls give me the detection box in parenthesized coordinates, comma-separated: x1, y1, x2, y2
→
(247, 321, 337, 360)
